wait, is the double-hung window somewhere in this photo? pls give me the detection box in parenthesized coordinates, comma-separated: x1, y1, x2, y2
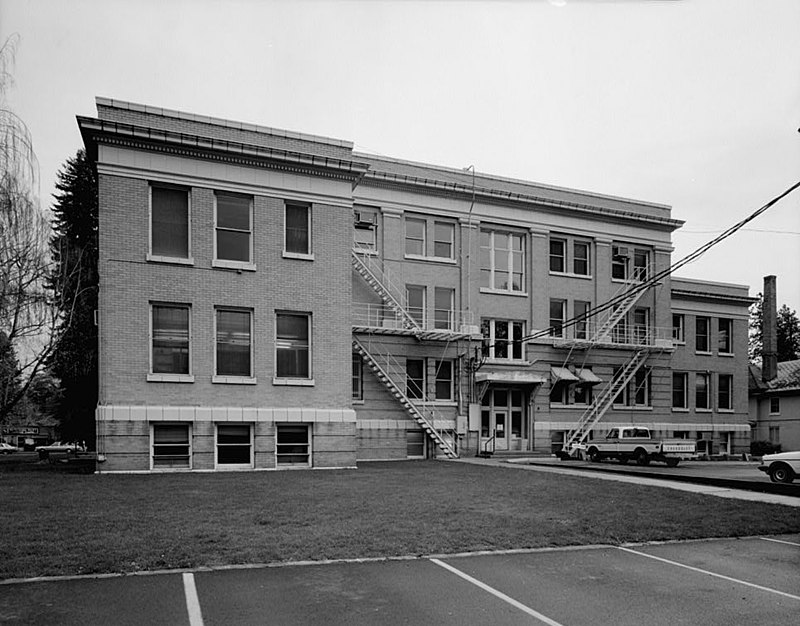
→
(434, 287, 454, 330)
(215, 309, 253, 379)
(549, 238, 566, 273)
(633, 250, 649, 281)
(481, 319, 525, 360)
(215, 192, 252, 265)
(405, 218, 426, 256)
(285, 202, 311, 257)
(480, 230, 525, 292)
(152, 424, 190, 469)
(150, 185, 190, 261)
(276, 312, 311, 379)
(434, 360, 454, 401)
(276, 424, 310, 466)
(406, 359, 425, 399)
(672, 372, 688, 409)
(611, 246, 628, 280)
(718, 318, 733, 354)
(353, 207, 378, 252)
(696, 372, 710, 410)
(352, 354, 363, 401)
(406, 285, 426, 327)
(718, 374, 733, 410)
(672, 314, 685, 343)
(573, 241, 590, 276)
(696, 317, 710, 352)
(151, 304, 191, 378)
(433, 222, 454, 259)
(632, 308, 649, 344)
(549, 299, 566, 338)
(216, 424, 252, 467)
(574, 301, 591, 340)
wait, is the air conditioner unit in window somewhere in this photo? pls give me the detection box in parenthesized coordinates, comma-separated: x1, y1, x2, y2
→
(354, 211, 377, 226)
(613, 246, 629, 258)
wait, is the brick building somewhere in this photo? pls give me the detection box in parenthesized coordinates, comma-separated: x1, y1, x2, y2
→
(79, 98, 754, 472)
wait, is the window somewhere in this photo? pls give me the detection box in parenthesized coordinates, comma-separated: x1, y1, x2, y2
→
(672, 314, 685, 343)
(769, 426, 780, 444)
(405, 218, 426, 256)
(151, 185, 189, 259)
(276, 424, 310, 466)
(549, 238, 565, 273)
(152, 424, 190, 469)
(215, 192, 252, 264)
(216, 424, 252, 467)
(633, 249, 649, 281)
(696, 317, 710, 352)
(354, 207, 378, 252)
(406, 359, 425, 399)
(434, 360, 454, 401)
(433, 222, 455, 259)
(672, 372, 688, 408)
(406, 285, 426, 326)
(549, 299, 566, 337)
(352, 353, 363, 400)
(285, 202, 311, 255)
(673, 431, 690, 439)
(770, 397, 780, 414)
(574, 369, 594, 405)
(614, 366, 651, 407)
(407, 430, 425, 458)
(481, 319, 525, 360)
(216, 309, 252, 378)
(573, 241, 590, 276)
(480, 229, 525, 292)
(633, 308, 649, 344)
(696, 372, 710, 410)
(611, 246, 628, 280)
(276, 313, 311, 379)
(574, 301, 591, 339)
(549, 379, 569, 404)
(718, 318, 732, 354)
(511, 390, 524, 437)
(434, 287, 454, 330)
(718, 374, 733, 410)
(151, 304, 190, 375)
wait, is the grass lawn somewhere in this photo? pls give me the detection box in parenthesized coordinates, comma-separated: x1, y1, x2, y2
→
(1, 460, 798, 580)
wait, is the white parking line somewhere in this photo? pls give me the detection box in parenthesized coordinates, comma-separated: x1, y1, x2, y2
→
(618, 547, 800, 601)
(430, 558, 564, 626)
(760, 536, 800, 547)
(182, 572, 205, 626)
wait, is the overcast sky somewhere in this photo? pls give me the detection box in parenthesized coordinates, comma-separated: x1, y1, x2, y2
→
(3, 0, 799, 311)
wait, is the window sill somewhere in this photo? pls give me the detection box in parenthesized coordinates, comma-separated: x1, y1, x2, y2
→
(695, 351, 713, 356)
(673, 340, 686, 345)
(212, 259, 256, 271)
(671, 407, 690, 413)
(404, 254, 457, 265)
(147, 373, 194, 383)
(273, 377, 315, 386)
(549, 271, 592, 280)
(146, 254, 194, 266)
(214, 464, 254, 471)
(212, 376, 257, 385)
(480, 287, 528, 297)
(718, 352, 734, 357)
(612, 406, 653, 411)
(352, 399, 365, 405)
(696, 408, 712, 413)
(417, 401, 457, 407)
(283, 251, 315, 261)
(353, 247, 378, 256)
(718, 409, 734, 414)
(483, 358, 531, 366)
(611, 278, 646, 284)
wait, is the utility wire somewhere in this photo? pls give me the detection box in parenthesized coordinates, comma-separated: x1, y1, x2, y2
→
(514, 178, 800, 346)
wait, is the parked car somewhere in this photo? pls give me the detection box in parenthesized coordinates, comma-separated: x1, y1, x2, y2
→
(0, 442, 17, 454)
(35, 441, 86, 459)
(758, 450, 800, 484)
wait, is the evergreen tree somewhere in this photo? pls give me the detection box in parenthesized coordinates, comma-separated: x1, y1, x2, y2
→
(48, 149, 98, 445)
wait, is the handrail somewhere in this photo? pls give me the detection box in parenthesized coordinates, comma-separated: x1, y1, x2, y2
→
(482, 430, 496, 456)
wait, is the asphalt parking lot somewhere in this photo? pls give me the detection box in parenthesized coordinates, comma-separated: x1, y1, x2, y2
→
(2, 535, 798, 625)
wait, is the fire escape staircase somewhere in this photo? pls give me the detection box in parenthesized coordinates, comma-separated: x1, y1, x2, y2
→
(352, 337, 458, 459)
(351, 249, 421, 333)
(562, 348, 651, 456)
(592, 279, 648, 344)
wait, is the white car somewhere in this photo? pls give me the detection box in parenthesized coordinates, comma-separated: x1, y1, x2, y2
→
(0, 442, 17, 454)
(758, 451, 800, 484)
(35, 441, 85, 458)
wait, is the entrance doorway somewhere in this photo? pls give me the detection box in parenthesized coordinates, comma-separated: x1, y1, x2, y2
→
(480, 388, 526, 452)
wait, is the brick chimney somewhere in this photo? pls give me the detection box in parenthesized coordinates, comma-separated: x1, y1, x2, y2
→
(762, 275, 778, 382)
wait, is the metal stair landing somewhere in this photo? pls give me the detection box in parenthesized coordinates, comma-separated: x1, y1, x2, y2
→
(352, 337, 458, 459)
(351, 250, 420, 333)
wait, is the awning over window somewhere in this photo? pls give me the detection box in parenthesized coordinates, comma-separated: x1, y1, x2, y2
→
(475, 371, 546, 385)
(577, 369, 603, 385)
(550, 367, 579, 383)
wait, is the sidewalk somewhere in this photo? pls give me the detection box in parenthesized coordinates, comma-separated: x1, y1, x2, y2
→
(454, 456, 800, 507)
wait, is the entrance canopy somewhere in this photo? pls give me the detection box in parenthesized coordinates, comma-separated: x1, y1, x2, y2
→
(475, 371, 546, 385)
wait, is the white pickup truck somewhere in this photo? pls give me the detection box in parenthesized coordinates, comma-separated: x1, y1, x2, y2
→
(580, 426, 697, 467)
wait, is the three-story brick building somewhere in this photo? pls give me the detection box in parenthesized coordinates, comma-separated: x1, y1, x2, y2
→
(79, 98, 753, 472)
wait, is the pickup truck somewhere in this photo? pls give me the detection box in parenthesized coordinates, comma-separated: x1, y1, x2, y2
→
(580, 427, 696, 467)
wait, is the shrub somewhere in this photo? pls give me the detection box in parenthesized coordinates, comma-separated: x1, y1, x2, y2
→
(750, 440, 782, 456)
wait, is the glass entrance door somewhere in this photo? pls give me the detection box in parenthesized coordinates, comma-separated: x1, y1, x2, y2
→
(481, 388, 526, 452)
